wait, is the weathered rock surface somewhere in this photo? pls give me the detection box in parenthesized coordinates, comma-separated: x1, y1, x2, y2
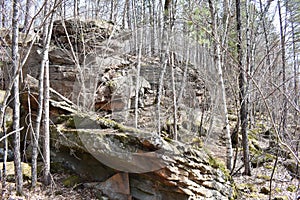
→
(45, 97, 235, 200)
(12, 18, 208, 114)
(20, 74, 235, 198)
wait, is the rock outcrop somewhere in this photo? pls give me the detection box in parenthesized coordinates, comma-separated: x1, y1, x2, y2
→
(1, 18, 234, 199)
(47, 98, 235, 200)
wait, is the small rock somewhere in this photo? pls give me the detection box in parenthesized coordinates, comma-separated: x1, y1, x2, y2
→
(260, 186, 270, 194)
(272, 196, 289, 200)
(283, 159, 300, 177)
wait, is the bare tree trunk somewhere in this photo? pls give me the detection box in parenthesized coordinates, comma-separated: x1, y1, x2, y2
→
(63, 0, 66, 19)
(43, 6, 55, 185)
(236, 0, 251, 175)
(259, 0, 271, 66)
(1, 117, 8, 187)
(289, 3, 299, 133)
(170, 52, 178, 140)
(122, 0, 129, 28)
(12, 0, 23, 194)
(1, 0, 6, 27)
(24, 0, 35, 33)
(134, 18, 143, 128)
(159, 0, 171, 59)
(156, 0, 172, 135)
(74, 0, 79, 18)
(208, 0, 233, 171)
(277, 0, 288, 139)
(0, 0, 3, 27)
(126, 0, 131, 29)
(157, 0, 171, 136)
(149, 0, 155, 56)
(31, 0, 50, 188)
(110, 0, 117, 22)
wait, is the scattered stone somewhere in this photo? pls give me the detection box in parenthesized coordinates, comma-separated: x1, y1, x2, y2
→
(273, 196, 289, 200)
(84, 173, 131, 200)
(260, 186, 270, 195)
(283, 159, 300, 178)
(0, 162, 32, 180)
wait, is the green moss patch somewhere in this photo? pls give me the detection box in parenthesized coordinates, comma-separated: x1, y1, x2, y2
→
(208, 156, 230, 181)
(237, 183, 258, 193)
(256, 174, 271, 181)
(63, 175, 81, 187)
(286, 184, 297, 192)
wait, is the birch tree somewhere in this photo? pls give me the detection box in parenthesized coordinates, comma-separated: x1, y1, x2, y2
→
(208, 0, 233, 171)
(12, 0, 23, 193)
(42, 0, 55, 186)
(31, 0, 54, 188)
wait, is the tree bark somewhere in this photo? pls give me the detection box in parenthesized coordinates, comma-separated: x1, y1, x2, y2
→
(74, 0, 79, 18)
(1, 0, 6, 27)
(277, 0, 288, 139)
(12, 0, 23, 194)
(1, 116, 8, 187)
(31, 0, 51, 188)
(24, 0, 35, 33)
(43, 10, 54, 185)
(236, 0, 251, 176)
(288, 2, 299, 133)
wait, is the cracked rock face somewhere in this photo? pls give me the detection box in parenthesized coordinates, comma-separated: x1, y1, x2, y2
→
(127, 147, 234, 200)
(49, 113, 234, 200)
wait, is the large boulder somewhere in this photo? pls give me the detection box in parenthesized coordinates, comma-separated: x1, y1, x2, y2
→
(47, 100, 235, 199)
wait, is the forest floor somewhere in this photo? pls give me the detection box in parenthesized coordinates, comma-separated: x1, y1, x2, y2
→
(1, 97, 299, 199)
(203, 115, 300, 200)
(0, 173, 98, 200)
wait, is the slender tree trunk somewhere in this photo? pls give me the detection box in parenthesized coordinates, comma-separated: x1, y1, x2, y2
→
(170, 52, 178, 140)
(277, 0, 288, 139)
(208, 0, 233, 171)
(24, 0, 35, 33)
(1, 0, 5, 27)
(160, 0, 171, 61)
(12, 0, 23, 194)
(157, 0, 171, 136)
(110, 0, 117, 22)
(259, 0, 271, 66)
(31, 0, 50, 188)
(289, 5, 299, 130)
(149, 0, 155, 56)
(43, 14, 54, 186)
(63, 0, 66, 19)
(122, 0, 128, 27)
(0, 0, 2, 27)
(2, 117, 8, 187)
(177, 36, 189, 105)
(134, 19, 143, 129)
(74, 0, 79, 18)
(126, 0, 131, 29)
(236, 0, 251, 175)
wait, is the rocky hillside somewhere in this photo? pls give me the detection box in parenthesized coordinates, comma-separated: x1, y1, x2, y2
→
(0, 19, 235, 199)
(1, 18, 298, 200)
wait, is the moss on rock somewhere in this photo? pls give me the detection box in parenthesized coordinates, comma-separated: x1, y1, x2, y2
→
(63, 175, 81, 187)
(286, 184, 297, 192)
(257, 174, 271, 181)
(237, 183, 258, 193)
(208, 156, 231, 181)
